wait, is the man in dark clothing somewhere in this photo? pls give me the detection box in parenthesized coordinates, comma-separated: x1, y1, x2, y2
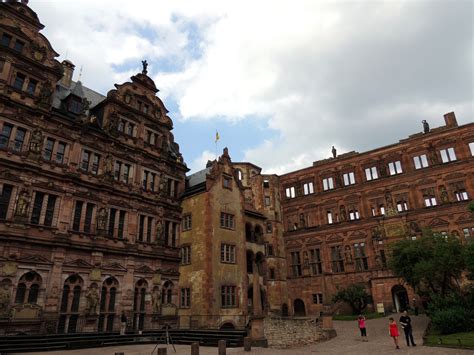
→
(120, 311, 127, 335)
(400, 311, 416, 346)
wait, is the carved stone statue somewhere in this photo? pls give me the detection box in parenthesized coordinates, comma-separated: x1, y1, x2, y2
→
(344, 245, 353, 263)
(332, 146, 337, 158)
(385, 191, 398, 216)
(15, 190, 30, 217)
(428, 144, 438, 165)
(439, 186, 449, 204)
(141, 60, 148, 75)
(159, 177, 168, 197)
(29, 128, 43, 154)
(155, 220, 164, 244)
(409, 221, 421, 235)
(97, 208, 108, 231)
(107, 113, 119, 133)
(379, 163, 387, 177)
(38, 83, 53, 105)
(339, 205, 347, 221)
(80, 98, 91, 116)
(104, 154, 113, 176)
(372, 226, 383, 241)
(85, 286, 99, 315)
(151, 287, 160, 313)
(0, 283, 11, 316)
(422, 120, 430, 134)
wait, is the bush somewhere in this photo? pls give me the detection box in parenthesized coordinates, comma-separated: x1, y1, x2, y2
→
(430, 307, 473, 335)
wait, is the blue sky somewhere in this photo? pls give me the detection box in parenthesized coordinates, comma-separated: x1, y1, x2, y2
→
(32, 0, 473, 174)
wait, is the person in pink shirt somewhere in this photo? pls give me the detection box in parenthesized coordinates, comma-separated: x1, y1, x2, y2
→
(358, 314, 367, 341)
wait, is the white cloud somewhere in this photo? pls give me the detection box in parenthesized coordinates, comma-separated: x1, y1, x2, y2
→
(190, 150, 215, 173)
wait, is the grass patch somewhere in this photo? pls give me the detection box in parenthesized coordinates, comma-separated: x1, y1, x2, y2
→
(425, 330, 474, 349)
(333, 312, 385, 321)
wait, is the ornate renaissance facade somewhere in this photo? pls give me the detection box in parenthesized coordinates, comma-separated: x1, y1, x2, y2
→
(0, 1, 187, 334)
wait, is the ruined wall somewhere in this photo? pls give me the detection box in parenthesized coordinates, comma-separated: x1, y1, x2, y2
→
(263, 317, 325, 348)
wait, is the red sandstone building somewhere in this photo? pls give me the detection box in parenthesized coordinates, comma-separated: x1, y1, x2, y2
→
(0, 1, 187, 334)
(280, 113, 474, 316)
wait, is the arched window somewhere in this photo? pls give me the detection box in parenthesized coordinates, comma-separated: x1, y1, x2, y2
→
(58, 275, 83, 334)
(255, 225, 263, 244)
(245, 223, 253, 242)
(98, 277, 119, 333)
(133, 279, 148, 331)
(15, 272, 42, 304)
(235, 169, 243, 181)
(246, 250, 254, 274)
(161, 281, 173, 304)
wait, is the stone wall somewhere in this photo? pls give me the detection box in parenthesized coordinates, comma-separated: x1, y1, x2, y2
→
(264, 317, 330, 348)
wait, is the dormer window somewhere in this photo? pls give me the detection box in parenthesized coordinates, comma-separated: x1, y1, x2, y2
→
(68, 97, 82, 114)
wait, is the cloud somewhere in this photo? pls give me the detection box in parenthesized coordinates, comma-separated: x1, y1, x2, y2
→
(30, 0, 473, 175)
(190, 150, 215, 173)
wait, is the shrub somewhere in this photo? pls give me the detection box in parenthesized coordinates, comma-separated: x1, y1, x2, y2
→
(430, 307, 473, 335)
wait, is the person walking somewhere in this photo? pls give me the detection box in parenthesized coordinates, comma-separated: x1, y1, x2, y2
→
(389, 317, 400, 349)
(400, 310, 416, 346)
(358, 314, 368, 341)
(120, 311, 127, 335)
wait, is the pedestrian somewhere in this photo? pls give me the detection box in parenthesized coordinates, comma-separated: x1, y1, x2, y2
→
(358, 314, 367, 341)
(412, 298, 419, 316)
(400, 310, 416, 346)
(120, 311, 127, 335)
(388, 317, 400, 349)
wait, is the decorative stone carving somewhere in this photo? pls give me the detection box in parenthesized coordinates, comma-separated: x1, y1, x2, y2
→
(151, 286, 160, 314)
(344, 245, 353, 263)
(428, 144, 438, 165)
(28, 128, 43, 154)
(38, 83, 53, 106)
(155, 220, 164, 245)
(89, 269, 101, 281)
(439, 185, 449, 204)
(15, 190, 30, 217)
(422, 120, 430, 133)
(85, 285, 100, 315)
(96, 208, 108, 232)
(339, 205, 346, 221)
(141, 60, 148, 75)
(1, 262, 17, 277)
(0, 283, 11, 316)
(332, 146, 337, 158)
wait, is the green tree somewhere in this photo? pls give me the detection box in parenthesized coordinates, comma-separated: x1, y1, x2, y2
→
(332, 283, 369, 314)
(465, 242, 474, 279)
(388, 232, 465, 297)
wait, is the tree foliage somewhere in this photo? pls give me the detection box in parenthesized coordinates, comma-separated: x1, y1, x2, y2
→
(388, 232, 465, 297)
(332, 283, 369, 315)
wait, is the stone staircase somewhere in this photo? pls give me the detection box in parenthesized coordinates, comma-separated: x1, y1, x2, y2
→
(0, 329, 247, 353)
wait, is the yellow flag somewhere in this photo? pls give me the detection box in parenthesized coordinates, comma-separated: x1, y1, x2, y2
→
(215, 131, 220, 143)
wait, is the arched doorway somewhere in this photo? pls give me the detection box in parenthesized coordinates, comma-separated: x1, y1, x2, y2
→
(281, 303, 289, 317)
(392, 285, 409, 312)
(133, 279, 148, 331)
(58, 274, 83, 333)
(294, 298, 306, 316)
(220, 322, 235, 330)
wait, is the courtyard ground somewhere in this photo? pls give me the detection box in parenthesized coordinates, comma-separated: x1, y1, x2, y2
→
(21, 314, 472, 355)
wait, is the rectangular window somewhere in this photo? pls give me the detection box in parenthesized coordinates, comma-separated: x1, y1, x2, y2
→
(91, 154, 100, 174)
(327, 211, 333, 224)
(26, 79, 37, 95)
(290, 251, 302, 277)
(0, 184, 13, 220)
(43, 138, 55, 161)
(55, 142, 66, 164)
(263, 179, 270, 188)
(13, 73, 25, 90)
(312, 293, 323, 304)
(220, 212, 235, 229)
(343, 172, 356, 186)
(181, 245, 191, 264)
(379, 205, 386, 215)
(0, 123, 13, 148)
(424, 196, 437, 207)
(388, 161, 403, 175)
(126, 123, 134, 136)
(182, 214, 192, 231)
(264, 196, 271, 206)
(365, 166, 378, 181)
(1, 33, 12, 47)
(309, 248, 322, 275)
(331, 246, 345, 273)
(114, 161, 122, 181)
(223, 176, 232, 189)
(266, 243, 274, 256)
(138, 215, 145, 242)
(323, 177, 334, 191)
(146, 216, 153, 242)
(72, 201, 83, 231)
(43, 195, 57, 227)
(413, 154, 429, 169)
(440, 147, 457, 163)
(117, 210, 126, 239)
(150, 173, 156, 192)
(83, 203, 94, 233)
(303, 182, 314, 195)
(220, 244, 236, 263)
(30, 191, 45, 225)
(108, 208, 117, 237)
(455, 190, 469, 201)
(354, 242, 369, 271)
(396, 201, 408, 212)
(13, 128, 26, 152)
(81, 150, 90, 172)
(13, 40, 24, 53)
(180, 288, 191, 308)
(285, 186, 296, 198)
(349, 210, 360, 220)
(122, 164, 130, 183)
(221, 286, 237, 308)
(469, 142, 474, 156)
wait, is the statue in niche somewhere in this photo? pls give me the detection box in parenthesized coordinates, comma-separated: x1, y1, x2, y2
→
(29, 128, 43, 154)
(38, 83, 53, 105)
(439, 186, 449, 204)
(104, 154, 114, 175)
(428, 144, 438, 165)
(96, 208, 108, 231)
(85, 286, 100, 315)
(0, 283, 11, 316)
(339, 205, 347, 221)
(372, 226, 383, 241)
(141, 60, 148, 75)
(15, 190, 30, 217)
(107, 112, 119, 133)
(155, 220, 164, 245)
(422, 120, 430, 134)
(80, 98, 91, 116)
(332, 146, 337, 158)
(385, 191, 398, 216)
(151, 287, 160, 313)
(299, 214, 306, 228)
(379, 163, 388, 177)
(409, 221, 421, 235)
(344, 245, 353, 263)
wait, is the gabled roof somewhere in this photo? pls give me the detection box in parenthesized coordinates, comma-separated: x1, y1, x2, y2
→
(53, 80, 106, 110)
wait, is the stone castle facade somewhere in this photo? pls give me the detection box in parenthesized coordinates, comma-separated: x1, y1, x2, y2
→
(0, 0, 473, 335)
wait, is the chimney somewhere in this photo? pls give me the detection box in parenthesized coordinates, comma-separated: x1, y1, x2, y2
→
(60, 60, 75, 88)
(443, 112, 458, 128)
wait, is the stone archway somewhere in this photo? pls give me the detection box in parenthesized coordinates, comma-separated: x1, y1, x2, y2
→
(392, 285, 409, 312)
(293, 298, 306, 317)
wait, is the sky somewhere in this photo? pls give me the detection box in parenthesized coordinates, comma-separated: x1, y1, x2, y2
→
(29, 0, 473, 175)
